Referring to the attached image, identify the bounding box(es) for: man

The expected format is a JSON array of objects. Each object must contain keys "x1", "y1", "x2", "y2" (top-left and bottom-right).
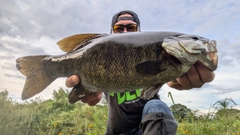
[{"x1": 66, "y1": 10, "x2": 215, "y2": 135}]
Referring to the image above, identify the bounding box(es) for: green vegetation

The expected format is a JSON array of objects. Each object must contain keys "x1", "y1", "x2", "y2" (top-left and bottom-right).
[
  {"x1": 0, "y1": 89, "x2": 107, "y2": 135},
  {"x1": 171, "y1": 97, "x2": 240, "y2": 135},
  {"x1": 1, "y1": 89, "x2": 240, "y2": 135}
]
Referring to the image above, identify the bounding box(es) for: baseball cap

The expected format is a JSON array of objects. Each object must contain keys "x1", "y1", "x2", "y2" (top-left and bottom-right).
[{"x1": 111, "y1": 10, "x2": 140, "y2": 29}]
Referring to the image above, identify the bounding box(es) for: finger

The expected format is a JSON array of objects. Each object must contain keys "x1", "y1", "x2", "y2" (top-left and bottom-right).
[
  {"x1": 168, "y1": 80, "x2": 179, "y2": 85},
  {"x1": 177, "y1": 74, "x2": 192, "y2": 89},
  {"x1": 88, "y1": 94, "x2": 103, "y2": 106},
  {"x1": 81, "y1": 92, "x2": 103, "y2": 104},
  {"x1": 168, "y1": 73, "x2": 194, "y2": 90},
  {"x1": 184, "y1": 65, "x2": 203, "y2": 88},
  {"x1": 65, "y1": 75, "x2": 80, "y2": 87},
  {"x1": 167, "y1": 81, "x2": 183, "y2": 90},
  {"x1": 195, "y1": 61, "x2": 215, "y2": 82}
]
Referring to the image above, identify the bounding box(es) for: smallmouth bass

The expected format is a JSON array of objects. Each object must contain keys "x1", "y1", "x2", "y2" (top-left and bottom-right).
[{"x1": 16, "y1": 32, "x2": 218, "y2": 103}]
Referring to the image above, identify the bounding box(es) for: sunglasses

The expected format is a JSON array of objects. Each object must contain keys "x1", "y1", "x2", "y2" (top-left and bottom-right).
[{"x1": 113, "y1": 24, "x2": 138, "y2": 33}]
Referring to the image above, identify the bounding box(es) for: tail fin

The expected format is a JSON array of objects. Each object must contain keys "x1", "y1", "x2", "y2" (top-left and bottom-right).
[{"x1": 16, "y1": 55, "x2": 56, "y2": 100}]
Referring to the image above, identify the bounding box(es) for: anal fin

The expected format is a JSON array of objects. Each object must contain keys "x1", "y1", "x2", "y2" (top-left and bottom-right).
[
  {"x1": 140, "y1": 84, "x2": 164, "y2": 100},
  {"x1": 68, "y1": 83, "x2": 93, "y2": 104}
]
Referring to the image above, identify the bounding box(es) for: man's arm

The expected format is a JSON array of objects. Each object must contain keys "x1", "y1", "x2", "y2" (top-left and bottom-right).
[
  {"x1": 65, "y1": 75, "x2": 103, "y2": 106},
  {"x1": 167, "y1": 61, "x2": 215, "y2": 90}
]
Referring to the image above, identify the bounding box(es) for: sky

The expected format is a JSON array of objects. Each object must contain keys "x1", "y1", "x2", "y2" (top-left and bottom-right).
[{"x1": 1, "y1": 0, "x2": 240, "y2": 113}]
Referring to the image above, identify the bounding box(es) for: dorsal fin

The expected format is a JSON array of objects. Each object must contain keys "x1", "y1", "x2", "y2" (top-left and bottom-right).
[{"x1": 57, "y1": 34, "x2": 103, "y2": 52}]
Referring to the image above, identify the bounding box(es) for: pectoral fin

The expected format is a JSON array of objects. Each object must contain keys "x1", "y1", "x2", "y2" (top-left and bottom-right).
[{"x1": 135, "y1": 60, "x2": 167, "y2": 75}]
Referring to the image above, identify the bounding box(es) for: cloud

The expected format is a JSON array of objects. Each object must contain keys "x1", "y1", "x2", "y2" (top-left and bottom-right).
[
  {"x1": 201, "y1": 84, "x2": 240, "y2": 94},
  {"x1": 0, "y1": 0, "x2": 240, "y2": 113},
  {"x1": 0, "y1": 37, "x2": 47, "y2": 76},
  {"x1": 1, "y1": 38, "x2": 45, "y2": 55},
  {"x1": 0, "y1": 0, "x2": 117, "y2": 41},
  {"x1": 1, "y1": 61, "x2": 16, "y2": 71},
  {"x1": 4, "y1": 73, "x2": 25, "y2": 80}
]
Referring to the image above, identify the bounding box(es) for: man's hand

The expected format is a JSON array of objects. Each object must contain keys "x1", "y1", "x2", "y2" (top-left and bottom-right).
[
  {"x1": 65, "y1": 75, "x2": 103, "y2": 106},
  {"x1": 167, "y1": 61, "x2": 215, "y2": 90}
]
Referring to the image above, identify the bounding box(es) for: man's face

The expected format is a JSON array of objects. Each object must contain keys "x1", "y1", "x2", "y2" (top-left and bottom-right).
[{"x1": 111, "y1": 14, "x2": 139, "y2": 34}]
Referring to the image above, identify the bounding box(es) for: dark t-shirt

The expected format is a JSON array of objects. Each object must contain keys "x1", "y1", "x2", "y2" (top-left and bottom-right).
[{"x1": 105, "y1": 89, "x2": 160, "y2": 135}]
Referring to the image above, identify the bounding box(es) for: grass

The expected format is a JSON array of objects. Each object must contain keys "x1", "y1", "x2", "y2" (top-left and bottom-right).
[
  {"x1": 177, "y1": 114, "x2": 240, "y2": 135},
  {"x1": 0, "y1": 89, "x2": 108, "y2": 135},
  {"x1": 1, "y1": 89, "x2": 240, "y2": 135}
]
